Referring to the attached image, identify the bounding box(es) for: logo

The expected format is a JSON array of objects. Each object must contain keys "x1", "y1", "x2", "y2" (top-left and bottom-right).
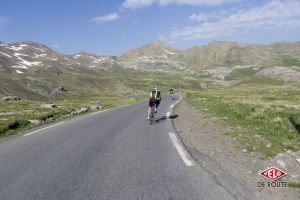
[
  {"x1": 259, "y1": 166, "x2": 286, "y2": 181},
  {"x1": 258, "y1": 167, "x2": 288, "y2": 189}
]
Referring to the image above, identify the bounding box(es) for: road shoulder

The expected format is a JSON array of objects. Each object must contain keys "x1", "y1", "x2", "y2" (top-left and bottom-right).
[{"x1": 173, "y1": 100, "x2": 299, "y2": 200}]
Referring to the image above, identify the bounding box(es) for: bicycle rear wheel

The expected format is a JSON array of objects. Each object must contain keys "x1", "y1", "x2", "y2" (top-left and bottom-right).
[{"x1": 149, "y1": 107, "x2": 155, "y2": 125}]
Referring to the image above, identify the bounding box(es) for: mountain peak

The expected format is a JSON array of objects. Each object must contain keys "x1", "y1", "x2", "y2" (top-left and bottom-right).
[
  {"x1": 147, "y1": 40, "x2": 164, "y2": 46},
  {"x1": 9, "y1": 41, "x2": 51, "y2": 50},
  {"x1": 207, "y1": 40, "x2": 240, "y2": 46},
  {"x1": 144, "y1": 40, "x2": 174, "y2": 49},
  {"x1": 118, "y1": 41, "x2": 178, "y2": 60}
]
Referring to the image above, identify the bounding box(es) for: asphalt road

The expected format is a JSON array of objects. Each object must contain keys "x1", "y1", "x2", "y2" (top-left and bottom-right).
[{"x1": 0, "y1": 94, "x2": 240, "y2": 200}]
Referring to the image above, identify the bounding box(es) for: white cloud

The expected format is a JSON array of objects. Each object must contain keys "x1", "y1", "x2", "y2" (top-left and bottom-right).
[
  {"x1": 189, "y1": 14, "x2": 207, "y2": 21},
  {"x1": 91, "y1": 12, "x2": 120, "y2": 23},
  {"x1": 171, "y1": 0, "x2": 300, "y2": 41},
  {"x1": 189, "y1": 10, "x2": 231, "y2": 22},
  {"x1": 122, "y1": 0, "x2": 241, "y2": 9}
]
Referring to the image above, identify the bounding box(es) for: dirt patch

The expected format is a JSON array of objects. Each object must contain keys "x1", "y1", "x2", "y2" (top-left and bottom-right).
[{"x1": 173, "y1": 100, "x2": 300, "y2": 200}]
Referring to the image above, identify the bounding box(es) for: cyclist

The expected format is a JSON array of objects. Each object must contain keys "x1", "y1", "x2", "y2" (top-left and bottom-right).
[
  {"x1": 147, "y1": 86, "x2": 161, "y2": 120},
  {"x1": 169, "y1": 88, "x2": 174, "y2": 99}
]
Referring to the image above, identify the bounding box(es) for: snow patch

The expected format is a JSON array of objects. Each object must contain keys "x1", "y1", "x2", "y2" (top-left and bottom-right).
[
  {"x1": 19, "y1": 44, "x2": 28, "y2": 47},
  {"x1": 34, "y1": 53, "x2": 47, "y2": 58},
  {"x1": 0, "y1": 52, "x2": 12, "y2": 58},
  {"x1": 18, "y1": 58, "x2": 40, "y2": 67},
  {"x1": 16, "y1": 70, "x2": 24, "y2": 74},
  {"x1": 32, "y1": 46, "x2": 46, "y2": 53},
  {"x1": 160, "y1": 55, "x2": 168, "y2": 59},
  {"x1": 8, "y1": 46, "x2": 23, "y2": 51},
  {"x1": 89, "y1": 65, "x2": 96, "y2": 68},
  {"x1": 92, "y1": 57, "x2": 110, "y2": 63},
  {"x1": 233, "y1": 65, "x2": 257, "y2": 69},
  {"x1": 14, "y1": 53, "x2": 28, "y2": 57},
  {"x1": 12, "y1": 65, "x2": 28, "y2": 69},
  {"x1": 164, "y1": 50, "x2": 177, "y2": 55},
  {"x1": 14, "y1": 53, "x2": 41, "y2": 67}
]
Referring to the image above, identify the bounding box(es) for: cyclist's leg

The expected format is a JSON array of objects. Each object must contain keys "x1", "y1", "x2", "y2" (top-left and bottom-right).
[
  {"x1": 155, "y1": 99, "x2": 160, "y2": 113},
  {"x1": 147, "y1": 98, "x2": 152, "y2": 119},
  {"x1": 147, "y1": 107, "x2": 152, "y2": 119},
  {"x1": 148, "y1": 98, "x2": 154, "y2": 119},
  {"x1": 156, "y1": 99, "x2": 161, "y2": 108}
]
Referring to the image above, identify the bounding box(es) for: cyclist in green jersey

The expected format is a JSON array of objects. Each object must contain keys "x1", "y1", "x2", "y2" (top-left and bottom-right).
[{"x1": 147, "y1": 86, "x2": 161, "y2": 120}]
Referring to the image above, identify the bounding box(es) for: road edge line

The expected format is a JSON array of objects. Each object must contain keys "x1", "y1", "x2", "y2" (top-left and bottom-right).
[
  {"x1": 24, "y1": 122, "x2": 65, "y2": 136},
  {"x1": 169, "y1": 132, "x2": 194, "y2": 166},
  {"x1": 169, "y1": 95, "x2": 196, "y2": 167}
]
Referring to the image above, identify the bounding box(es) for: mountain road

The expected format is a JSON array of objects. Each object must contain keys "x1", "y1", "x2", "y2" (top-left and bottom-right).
[{"x1": 0, "y1": 94, "x2": 245, "y2": 200}]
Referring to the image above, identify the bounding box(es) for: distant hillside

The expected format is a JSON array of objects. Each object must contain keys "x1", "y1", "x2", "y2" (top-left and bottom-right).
[
  {"x1": 118, "y1": 41, "x2": 179, "y2": 61},
  {"x1": 0, "y1": 41, "x2": 116, "y2": 75},
  {"x1": 183, "y1": 41, "x2": 300, "y2": 71},
  {"x1": 1, "y1": 40, "x2": 300, "y2": 99},
  {"x1": 116, "y1": 41, "x2": 185, "y2": 73}
]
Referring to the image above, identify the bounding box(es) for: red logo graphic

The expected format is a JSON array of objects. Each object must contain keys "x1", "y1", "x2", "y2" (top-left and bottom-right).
[{"x1": 259, "y1": 167, "x2": 286, "y2": 181}]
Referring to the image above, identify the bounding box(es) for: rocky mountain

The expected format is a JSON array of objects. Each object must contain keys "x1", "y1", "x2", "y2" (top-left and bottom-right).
[
  {"x1": 1, "y1": 40, "x2": 300, "y2": 99},
  {"x1": 116, "y1": 41, "x2": 188, "y2": 73},
  {"x1": 118, "y1": 41, "x2": 179, "y2": 61},
  {"x1": 183, "y1": 41, "x2": 300, "y2": 71},
  {"x1": 0, "y1": 41, "x2": 116, "y2": 75},
  {"x1": 2, "y1": 40, "x2": 300, "y2": 76}
]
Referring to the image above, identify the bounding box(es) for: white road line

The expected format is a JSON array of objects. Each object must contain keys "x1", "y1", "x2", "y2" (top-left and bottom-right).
[
  {"x1": 170, "y1": 104, "x2": 175, "y2": 109},
  {"x1": 24, "y1": 122, "x2": 65, "y2": 136},
  {"x1": 167, "y1": 112, "x2": 170, "y2": 117},
  {"x1": 169, "y1": 132, "x2": 194, "y2": 167}
]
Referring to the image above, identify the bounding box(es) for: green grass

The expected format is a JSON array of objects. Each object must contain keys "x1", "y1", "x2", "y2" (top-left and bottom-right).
[
  {"x1": 0, "y1": 66, "x2": 207, "y2": 139},
  {"x1": 186, "y1": 82, "x2": 300, "y2": 158},
  {"x1": 225, "y1": 68, "x2": 257, "y2": 81},
  {"x1": 0, "y1": 95, "x2": 142, "y2": 138},
  {"x1": 279, "y1": 55, "x2": 300, "y2": 66},
  {"x1": 236, "y1": 76, "x2": 285, "y2": 86},
  {"x1": 3, "y1": 64, "x2": 300, "y2": 158},
  {"x1": 289, "y1": 182, "x2": 300, "y2": 189}
]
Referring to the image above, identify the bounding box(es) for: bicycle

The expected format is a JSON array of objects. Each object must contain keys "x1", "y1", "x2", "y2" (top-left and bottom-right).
[
  {"x1": 170, "y1": 93, "x2": 175, "y2": 100},
  {"x1": 149, "y1": 104, "x2": 156, "y2": 125}
]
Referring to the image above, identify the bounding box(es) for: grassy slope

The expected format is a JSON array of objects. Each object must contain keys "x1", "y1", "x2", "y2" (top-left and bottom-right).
[
  {"x1": 186, "y1": 78, "x2": 300, "y2": 157},
  {"x1": 0, "y1": 67, "x2": 203, "y2": 138},
  {"x1": 0, "y1": 95, "x2": 142, "y2": 138},
  {"x1": 2, "y1": 64, "x2": 300, "y2": 158}
]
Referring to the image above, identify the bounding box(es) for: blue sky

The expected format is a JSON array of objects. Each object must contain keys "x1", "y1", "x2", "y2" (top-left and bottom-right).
[{"x1": 0, "y1": 0, "x2": 300, "y2": 55}]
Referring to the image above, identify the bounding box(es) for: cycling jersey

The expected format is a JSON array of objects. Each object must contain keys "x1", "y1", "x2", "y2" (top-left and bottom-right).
[{"x1": 150, "y1": 90, "x2": 161, "y2": 100}]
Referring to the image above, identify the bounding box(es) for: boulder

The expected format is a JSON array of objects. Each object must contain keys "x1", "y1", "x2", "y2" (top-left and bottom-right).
[
  {"x1": 1, "y1": 96, "x2": 22, "y2": 101},
  {"x1": 72, "y1": 107, "x2": 89, "y2": 115},
  {"x1": 49, "y1": 86, "x2": 67, "y2": 96},
  {"x1": 28, "y1": 120, "x2": 42, "y2": 125},
  {"x1": 41, "y1": 104, "x2": 56, "y2": 109},
  {"x1": 89, "y1": 104, "x2": 103, "y2": 111}
]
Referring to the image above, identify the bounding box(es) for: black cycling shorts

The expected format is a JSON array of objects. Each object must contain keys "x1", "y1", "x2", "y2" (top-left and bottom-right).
[{"x1": 149, "y1": 97, "x2": 160, "y2": 107}]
